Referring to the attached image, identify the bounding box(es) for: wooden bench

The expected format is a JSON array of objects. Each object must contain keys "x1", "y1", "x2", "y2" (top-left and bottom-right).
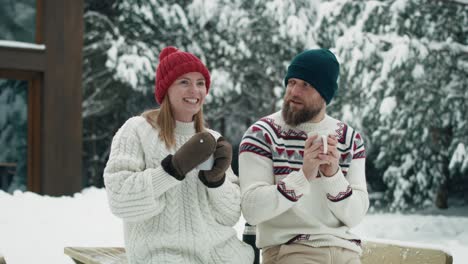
[
  {"x1": 361, "y1": 240, "x2": 453, "y2": 264},
  {"x1": 64, "y1": 240, "x2": 453, "y2": 264},
  {"x1": 64, "y1": 247, "x2": 127, "y2": 264}
]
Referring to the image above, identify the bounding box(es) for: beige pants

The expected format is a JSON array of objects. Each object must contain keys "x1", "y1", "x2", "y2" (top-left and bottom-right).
[{"x1": 262, "y1": 243, "x2": 361, "y2": 264}]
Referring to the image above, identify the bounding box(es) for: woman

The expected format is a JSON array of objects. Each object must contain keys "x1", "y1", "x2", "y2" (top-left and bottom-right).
[{"x1": 104, "y1": 46, "x2": 254, "y2": 264}]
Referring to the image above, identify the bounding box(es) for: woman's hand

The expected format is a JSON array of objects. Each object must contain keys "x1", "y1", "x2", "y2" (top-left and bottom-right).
[
  {"x1": 198, "y1": 137, "x2": 232, "y2": 187},
  {"x1": 161, "y1": 132, "x2": 216, "y2": 180}
]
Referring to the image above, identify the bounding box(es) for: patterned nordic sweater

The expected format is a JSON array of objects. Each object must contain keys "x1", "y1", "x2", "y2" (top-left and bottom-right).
[
  {"x1": 239, "y1": 111, "x2": 369, "y2": 253},
  {"x1": 104, "y1": 116, "x2": 253, "y2": 264}
]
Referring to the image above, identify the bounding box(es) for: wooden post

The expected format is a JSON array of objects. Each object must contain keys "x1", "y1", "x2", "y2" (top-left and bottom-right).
[{"x1": 38, "y1": 0, "x2": 84, "y2": 195}]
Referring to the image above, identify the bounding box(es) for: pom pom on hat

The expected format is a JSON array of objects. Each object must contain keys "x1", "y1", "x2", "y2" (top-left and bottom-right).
[
  {"x1": 159, "y1": 46, "x2": 179, "y2": 61},
  {"x1": 155, "y1": 46, "x2": 211, "y2": 104}
]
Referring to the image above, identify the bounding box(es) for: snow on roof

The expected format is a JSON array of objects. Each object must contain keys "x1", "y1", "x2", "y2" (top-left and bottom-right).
[{"x1": 0, "y1": 40, "x2": 45, "y2": 50}]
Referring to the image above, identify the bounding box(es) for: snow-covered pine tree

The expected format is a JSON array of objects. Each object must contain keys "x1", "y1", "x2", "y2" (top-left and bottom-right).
[
  {"x1": 83, "y1": 0, "x2": 223, "y2": 185},
  {"x1": 82, "y1": 0, "x2": 155, "y2": 186},
  {"x1": 0, "y1": 0, "x2": 35, "y2": 42},
  {"x1": 204, "y1": 0, "x2": 317, "y2": 142},
  {"x1": 93, "y1": 0, "x2": 318, "y2": 150},
  {"x1": 0, "y1": 80, "x2": 28, "y2": 192},
  {"x1": 315, "y1": 0, "x2": 468, "y2": 211},
  {"x1": 0, "y1": 0, "x2": 35, "y2": 192}
]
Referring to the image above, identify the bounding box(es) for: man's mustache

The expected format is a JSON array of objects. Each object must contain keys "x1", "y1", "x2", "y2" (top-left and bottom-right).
[{"x1": 286, "y1": 97, "x2": 304, "y2": 104}]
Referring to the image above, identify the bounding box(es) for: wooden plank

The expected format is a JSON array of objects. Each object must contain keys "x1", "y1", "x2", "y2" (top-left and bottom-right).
[
  {"x1": 28, "y1": 77, "x2": 42, "y2": 193},
  {"x1": 0, "y1": 70, "x2": 41, "y2": 80},
  {"x1": 64, "y1": 247, "x2": 127, "y2": 264},
  {"x1": 361, "y1": 240, "x2": 453, "y2": 264},
  {"x1": 36, "y1": 0, "x2": 44, "y2": 43},
  {"x1": 64, "y1": 241, "x2": 453, "y2": 264},
  {"x1": 0, "y1": 46, "x2": 45, "y2": 72}
]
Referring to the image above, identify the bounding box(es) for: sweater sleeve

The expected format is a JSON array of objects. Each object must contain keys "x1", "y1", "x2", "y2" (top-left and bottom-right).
[
  {"x1": 206, "y1": 167, "x2": 242, "y2": 226},
  {"x1": 104, "y1": 117, "x2": 182, "y2": 222},
  {"x1": 318, "y1": 132, "x2": 369, "y2": 227},
  {"x1": 239, "y1": 125, "x2": 310, "y2": 226}
]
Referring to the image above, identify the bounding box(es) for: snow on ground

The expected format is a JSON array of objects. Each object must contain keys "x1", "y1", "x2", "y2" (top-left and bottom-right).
[{"x1": 1, "y1": 187, "x2": 467, "y2": 264}]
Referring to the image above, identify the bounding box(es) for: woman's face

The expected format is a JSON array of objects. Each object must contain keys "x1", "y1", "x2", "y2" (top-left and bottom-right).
[{"x1": 167, "y1": 72, "x2": 207, "y2": 122}]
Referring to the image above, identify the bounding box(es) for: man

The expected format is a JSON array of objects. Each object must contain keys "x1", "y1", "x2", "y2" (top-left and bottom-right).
[{"x1": 239, "y1": 49, "x2": 368, "y2": 264}]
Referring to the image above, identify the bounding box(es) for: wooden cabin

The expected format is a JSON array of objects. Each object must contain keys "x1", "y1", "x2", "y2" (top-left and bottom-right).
[{"x1": 0, "y1": 0, "x2": 83, "y2": 196}]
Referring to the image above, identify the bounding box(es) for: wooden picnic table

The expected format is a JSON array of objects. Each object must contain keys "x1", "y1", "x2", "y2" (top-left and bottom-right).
[
  {"x1": 64, "y1": 247, "x2": 127, "y2": 264},
  {"x1": 361, "y1": 240, "x2": 453, "y2": 264},
  {"x1": 64, "y1": 240, "x2": 453, "y2": 264}
]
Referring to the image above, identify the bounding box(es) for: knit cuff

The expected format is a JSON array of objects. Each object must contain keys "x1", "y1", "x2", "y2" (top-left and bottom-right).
[
  {"x1": 276, "y1": 170, "x2": 310, "y2": 202},
  {"x1": 150, "y1": 166, "x2": 183, "y2": 195},
  {"x1": 205, "y1": 178, "x2": 233, "y2": 199},
  {"x1": 319, "y1": 170, "x2": 353, "y2": 202},
  {"x1": 161, "y1": 154, "x2": 185, "y2": 181}
]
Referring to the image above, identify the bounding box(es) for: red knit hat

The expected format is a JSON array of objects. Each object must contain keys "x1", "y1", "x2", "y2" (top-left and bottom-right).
[{"x1": 155, "y1": 46, "x2": 211, "y2": 104}]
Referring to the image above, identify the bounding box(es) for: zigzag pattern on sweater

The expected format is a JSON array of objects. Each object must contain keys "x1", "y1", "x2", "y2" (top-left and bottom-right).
[
  {"x1": 326, "y1": 185, "x2": 353, "y2": 202},
  {"x1": 286, "y1": 234, "x2": 311, "y2": 244},
  {"x1": 273, "y1": 166, "x2": 299, "y2": 175},
  {"x1": 261, "y1": 117, "x2": 308, "y2": 140},
  {"x1": 239, "y1": 142, "x2": 272, "y2": 159},
  {"x1": 240, "y1": 116, "x2": 366, "y2": 179},
  {"x1": 277, "y1": 181, "x2": 303, "y2": 202},
  {"x1": 240, "y1": 119, "x2": 306, "y2": 167}
]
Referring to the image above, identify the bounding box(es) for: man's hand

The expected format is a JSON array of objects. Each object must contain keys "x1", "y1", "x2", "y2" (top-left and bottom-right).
[{"x1": 302, "y1": 135, "x2": 329, "y2": 180}]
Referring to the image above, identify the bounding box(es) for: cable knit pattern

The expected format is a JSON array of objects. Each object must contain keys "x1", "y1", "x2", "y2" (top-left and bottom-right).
[{"x1": 104, "y1": 116, "x2": 253, "y2": 264}]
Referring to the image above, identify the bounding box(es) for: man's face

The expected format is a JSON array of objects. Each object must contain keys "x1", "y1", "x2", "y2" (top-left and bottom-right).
[{"x1": 282, "y1": 78, "x2": 325, "y2": 126}]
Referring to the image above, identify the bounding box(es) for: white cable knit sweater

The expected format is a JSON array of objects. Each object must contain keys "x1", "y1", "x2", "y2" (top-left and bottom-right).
[{"x1": 104, "y1": 116, "x2": 254, "y2": 264}]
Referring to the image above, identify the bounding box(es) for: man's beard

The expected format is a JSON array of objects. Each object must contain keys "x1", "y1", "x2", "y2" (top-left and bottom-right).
[{"x1": 282, "y1": 98, "x2": 322, "y2": 126}]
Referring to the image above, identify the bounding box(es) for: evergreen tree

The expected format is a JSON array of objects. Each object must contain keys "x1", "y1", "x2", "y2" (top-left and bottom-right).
[
  {"x1": 82, "y1": 0, "x2": 155, "y2": 187},
  {"x1": 82, "y1": 0, "x2": 318, "y2": 181},
  {"x1": 0, "y1": 80, "x2": 28, "y2": 192},
  {"x1": 205, "y1": 0, "x2": 317, "y2": 142},
  {"x1": 0, "y1": 0, "x2": 35, "y2": 42},
  {"x1": 315, "y1": 0, "x2": 468, "y2": 210},
  {"x1": 0, "y1": 0, "x2": 35, "y2": 192}
]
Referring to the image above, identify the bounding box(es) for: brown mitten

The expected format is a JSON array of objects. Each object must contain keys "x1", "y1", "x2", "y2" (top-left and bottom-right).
[
  {"x1": 161, "y1": 132, "x2": 216, "y2": 180},
  {"x1": 198, "y1": 137, "x2": 232, "y2": 187}
]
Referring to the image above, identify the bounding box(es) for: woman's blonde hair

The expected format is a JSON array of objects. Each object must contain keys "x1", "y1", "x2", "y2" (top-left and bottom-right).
[{"x1": 141, "y1": 96, "x2": 205, "y2": 149}]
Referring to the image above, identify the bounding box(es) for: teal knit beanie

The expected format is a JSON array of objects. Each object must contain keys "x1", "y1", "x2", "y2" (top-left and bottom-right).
[{"x1": 284, "y1": 49, "x2": 340, "y2": 105}]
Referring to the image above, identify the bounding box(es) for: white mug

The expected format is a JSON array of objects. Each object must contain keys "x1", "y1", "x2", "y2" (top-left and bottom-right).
[
  {"x1": 307, "y1": 132, "x2": 328, "y2": 154},
  {"x1": 197, "y1": 155, "x2": 214, "y2": 171}
]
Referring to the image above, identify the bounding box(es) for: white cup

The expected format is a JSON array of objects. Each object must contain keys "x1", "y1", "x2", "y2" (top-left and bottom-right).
[
  {"x1": 308, "y1": 132, "x2": 328, "y2": 154},
  {"x1": 197, "y1": 155, "x2": 215, "y2": 171}
]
